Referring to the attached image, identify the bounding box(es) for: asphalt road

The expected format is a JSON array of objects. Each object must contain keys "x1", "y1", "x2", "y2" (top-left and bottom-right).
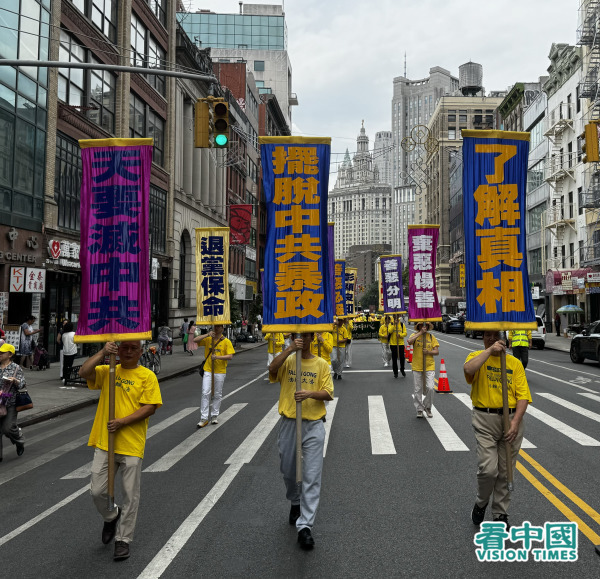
[{"x1": 1, "y1": 332, "x2": 600, "y2": 578}]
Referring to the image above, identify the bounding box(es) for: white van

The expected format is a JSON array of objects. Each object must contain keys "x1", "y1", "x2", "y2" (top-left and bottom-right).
[{"x1": 531, "y1": 315, "x2": 546, "y2": 349}]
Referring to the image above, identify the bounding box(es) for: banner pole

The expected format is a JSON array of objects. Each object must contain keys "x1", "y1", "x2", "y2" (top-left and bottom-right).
[
  {"x1": 395, "y1": 316, "x2": 400, "y2": 368},
  {"x1": 107, "y1": 351, "x2": 116, "y2": 511},
  {"x1": 501, "y1": 349, "x2": 514, "y2": 491},
  {"x1": 295, "y1": 332, "x2": 303, "y2": 485},
  {"x1": 211, "y1": 316, "x2": 215, "y2": 399},
  {"x1": 422, "y1": 324, "x2": 427, "y2": 397}
]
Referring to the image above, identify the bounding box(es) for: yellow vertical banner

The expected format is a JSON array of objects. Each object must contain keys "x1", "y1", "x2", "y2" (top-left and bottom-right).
[
  {"x1": 460, "y1": 263, "x2": 465, "y2": 288},
  {"x1": 195, "y1": 227, "x2": 231, "y2": 325}
]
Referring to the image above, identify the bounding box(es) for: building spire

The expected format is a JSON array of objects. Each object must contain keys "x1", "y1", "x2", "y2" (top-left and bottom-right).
[{"x1": 404, "y1": 51, "x2": 407, "y2": 77}]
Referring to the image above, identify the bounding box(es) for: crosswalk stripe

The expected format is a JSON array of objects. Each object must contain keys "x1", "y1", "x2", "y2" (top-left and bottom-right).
[
  {"x1": 537, "y1": 393, "x2": 600, "y2": 424},
  {"x1": 368, "y1": 396, "x2": 396, "y2": 454},
  {"x1": 452, "y1": 393, "x2": 537, "y2": 449},
  {"x1": 223, "y1": 371, "x2": 268, "y2": 400},
  {"x1": 144, "y1": 404, "x2": 246, "y2": 472},
  {"x1": 323, "y1": 398, "x2": 338, "y2": 458},
  {"x1": 24, "y1": 416, "x2": 93, "y2": 447},
  {"x1": 526, "y1": 406, "x2": 600, "y2": 446},
  {"x1": 416, "y1": 399, "x2": 469, "y2": 451},
  {"x1": 62, "y1": 407, "x2": 200, "y2": 480},
  {"x1": 579, "y1": 392, "x2": 600, "y2": 404}
]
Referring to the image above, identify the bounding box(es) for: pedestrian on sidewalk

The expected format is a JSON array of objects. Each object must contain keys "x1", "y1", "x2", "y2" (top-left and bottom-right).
[
  {"x1": 310, "y1": 331, "x2": 333, "y2": 371},
  {"x1": 194, "y1": 325, "x2": 235, "y2": 428},
  {"x1": 19, "y1": 315, "x2": 41, "y2": 370},
  {"x1": 269, "y1": 333, "x2": 334, "y2": 550},
  {"x1": 0, "y1": 343, "x2": 26, "y2": 462},
  {"x1": 508, "y1": 329, "x2": 531, "y2": 369},
  {"x1": 59, "y1": 322, "x2": 77, "y2": 385},
  {"x1": 331, "y1": 318, "x2": 349, "y2": 380},
  {"x1": 464, "y1": 330, "x2": 531, "y2": 530},
  {"x1": 57, "y1": 318, "x2": 68, "y2": 379},
  {"x1": 554, "y1": 312, "x2": 561, "y2": 337},
  {"x1": 406, "y1": 322, "x2": 438, "y2": 417},
  {"x1": 187, "y1": 321, "x2": 198, "y2": 356},
  {"x1": 344, "y1": 318, "x2": 354, "y2": 368},
  {"x1": 157, "y1": 323, "x2": 171, "y2": 355},
  {"x1": 387, "y1": 314, "x2": 407, "y2": 378},
  {"x1": 181, "y1": 319, "x2": 189, "y2": 353},
  {"x1": 264, "y1": 332, "x2": 284, "y2": 367},
  {"x1": 79, "y1": 341, "x2": 162, "y2": 561},
  {"x1": 378, "y1": 315, "x2": 392, "y2": 367}
]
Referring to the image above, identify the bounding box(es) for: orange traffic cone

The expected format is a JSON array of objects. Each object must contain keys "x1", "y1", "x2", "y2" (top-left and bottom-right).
[
  {"x1": 436, "y1": 358, "x2": 453, "y2": 393},
  {"x1": 406, "y1": 342, "x2": 413, "y2": 363}
]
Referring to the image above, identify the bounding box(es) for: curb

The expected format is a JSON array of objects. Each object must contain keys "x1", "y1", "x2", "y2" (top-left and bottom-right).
[{"x1": 18, "y1": 342, "x2": 266, "y2": 428}]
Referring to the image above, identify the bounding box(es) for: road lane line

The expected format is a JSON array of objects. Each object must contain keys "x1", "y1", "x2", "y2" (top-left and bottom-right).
[
  {"x1": 323, "y1": 398, "x2": 338, "y2": 458},
  {"x1": 579, "y1": 392, "x2": 600, "y2": 404},
  {"x1": 537, "y1": 393, "x2": 600, "y2": 424},
  {"x1": 516, "y1": 461, "x2": 600, "y2": 546},
  {"x1": 519, "y1": 450, "x2": 600, "y2": 526},
  {"x1": 411, "y1": 395, "x2": 469, "y2": 451},
  {"x1": 223, "y1": 371, "x2": 268, "y2": 400},
  {"x1": 0, "y1": 484, "x2": 89, "y2": 547},
  {"x1": 526, "y1": 406, "x2": 600, "y2": 446},
  {"x1": 368, "y1": 396, "x2": 396, "y2": 454},
  {"x1": 453, "y1": 393, "x2": 536, "y2": 449},
  {"x1": 24, "y1": 416, "x2": 93, "y2": 446},
  {"x1": 62, "y1": 407, "x2": 200, "y2": 479},
  {"x1": 144, "y1": 404, "x2": 246, "y2": 472},
  {"x1": 139, "y1": 403, "x2": 280, "y2": 579}
]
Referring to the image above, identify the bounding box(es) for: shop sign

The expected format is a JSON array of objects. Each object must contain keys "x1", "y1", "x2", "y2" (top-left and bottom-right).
[
  {"x1": 0, "y1": 226, "x2": 42, "y2": 264},
  {"x1": 553, "y1": 286, "x2": 564, "y2": 295},
  {"x1": 0, "y1": 292, "x2": 7, "y2": 311},
  {"x1": 10, "y1": 266, "x2": 25, "y2": 292},
  {"x1": 47, "y1": 240, "x2": 81, "y2": 269},
  {"x1": 532, "y1": 286, "x2": 540, "y2": 300},
  {"x1": 25, "y1": 268, "x2": 46, "y2": 293},
  {"x1": 587, "y1": 272, "x2": 600, "y2": 283}
]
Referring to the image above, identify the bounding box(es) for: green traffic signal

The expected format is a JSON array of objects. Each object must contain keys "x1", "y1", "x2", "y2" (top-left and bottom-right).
[{"x1": 215, "y1": 134, "x2": 228, "y2": 147}]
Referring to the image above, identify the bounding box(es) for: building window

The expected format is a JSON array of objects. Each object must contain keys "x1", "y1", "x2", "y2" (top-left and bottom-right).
[
  {"x1": 58, "y1": 31, "x2": 85, "y2": 107},
  {"x1": 254, "y1": 60, "x2": 265, "y2": 71},
  {"x1": 70, "y1": 0, "x2": 117, "y2": 42},
  {"x1": 148, "y1": 37, "x2": 166, "y2": 96},
  {"x1": 54, "y1": 133, "x2": 82, "y2": 231},
  {"x1": 150, "y1": 185, "x2": 167, "y2": 253},
  {"x1": 88, "y1": 57, "x2": 115, "y2": 133},
  {"x1": 130, "y1": 13, "x2": 166, "y2": 96},
  {"x1": 448, "y1": 127, "x2": 456, "y2": 140},
  {"x1": 129, "y1": 92, "x2": 165, "y2": 166},
  {"x1": 447, "y1": 114, "x2": 456, "y2": 122},
  {"x1": 130, "y1": 13, "x2": 146, "y2": 67},
  {"x1": 459, "y1": 114, "x2": 467, "y2": 123},
  {"x1": 147, "y1": 0, "x2": 166, "y2": 27}
]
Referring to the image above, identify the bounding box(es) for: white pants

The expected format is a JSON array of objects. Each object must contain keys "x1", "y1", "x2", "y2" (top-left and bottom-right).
[
  {"x1": 380, "y1": 342, "x2": 391, "y2": 366},
  {"x1": 200, "y1": 372, "x2": 226, "y2": 421},
  {"x1": 345, "y1": 341, "x2": 352, "y2": 367},
  {"x1": 331, "y1": 347, "x2": 346, "y2": 375},
  {"x1": 267, "y1": 352, "x2": 274, "y2": 368},
  {"x1": 412, "y1": 370, "x2": 435, "y2": 412}
]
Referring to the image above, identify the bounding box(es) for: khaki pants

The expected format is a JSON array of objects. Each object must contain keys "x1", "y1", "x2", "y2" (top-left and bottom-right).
[
  {"x1": 471, "y1": 409, "x2": 524, "y2": 518},
  {"x1": 90, "y1": 448, "x2": 142, "y2": 544}
]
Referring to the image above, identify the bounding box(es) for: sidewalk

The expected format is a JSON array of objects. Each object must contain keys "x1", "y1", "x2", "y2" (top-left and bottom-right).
[
  {"x1": 543, "y1": 332, "x2": 572, "y2": 353},
  {"x1": 17, "y1": 339, "x2": 266, "y2": 427}
]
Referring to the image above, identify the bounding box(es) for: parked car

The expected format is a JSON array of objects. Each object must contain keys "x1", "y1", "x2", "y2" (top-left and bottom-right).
[
  {"x1": 530, "y1": 315, "x2": 546, "y2": 350},
  {"x1": 570, "y1": 320, "x2": 600, "y2": 364},
  {"x1": 464, "y1": 328, "x2": 484, "y2": 339},
  {"x1": 442, "y1": 316, "x2": 465, "y2": 334},
  {"x1": 434, "y1": 314, "x2": 452, "y2": 332}
]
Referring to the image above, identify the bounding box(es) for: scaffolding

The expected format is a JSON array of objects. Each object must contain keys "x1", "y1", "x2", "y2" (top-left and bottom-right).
[{"x1": 577, "y1": 0, "x2": 600, "y2": 265}]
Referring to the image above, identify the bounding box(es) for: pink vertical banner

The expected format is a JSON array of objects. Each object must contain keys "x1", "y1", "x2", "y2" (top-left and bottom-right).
[
  {"x1": 408, "y1": 225, "x2": 442, "y2": 322},
  {"x1": 74, "y1": 138, "x2": 153, "y2": 343}
]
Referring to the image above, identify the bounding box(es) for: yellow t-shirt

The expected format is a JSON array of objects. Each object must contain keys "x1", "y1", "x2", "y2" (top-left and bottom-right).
[
  {"x1": 270, "y1": 353, "x2": 334, "y2": 420},
  {"x1": 345, "y1": 320, "x2": 354, "y2": 340},
  {"x1": 378, "y1": 323, "x2": 389, "y2": 343},
  {"x1": 387, "y1": 322, "x2": 407, "y2": 346},
  {"x1": 310, "y1": 332, "x2": 333, "y2": 364},
  {"x1": 332, "y1": 325, "x2": 350, "y2": 348},
  {"x1": 197, "y1": 336, "x2": 235, "y2": 373},
  {"x1": 409, "y1": 333, "x2": 439, "y2": 372},
  {"x1": 87, "y1": 365, "x2": 163, "y2": 459},
  {"x1": 264, "y1": 332, "x2": 284, "y2": 354},
  {"x1": 465, "y1": 351, "x2": 532, "y2": 408}
]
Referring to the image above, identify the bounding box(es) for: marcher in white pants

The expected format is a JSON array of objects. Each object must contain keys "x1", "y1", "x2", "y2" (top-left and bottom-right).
[
  {"x1": 200, "y1": 372, "x2": 226, "y2": 421},
  {"x1": 406, "y1": 322, "x2": 439, "y2": 418},
  {"x1": 378, "y1": 315, "x2": 392, "y2": 367}
]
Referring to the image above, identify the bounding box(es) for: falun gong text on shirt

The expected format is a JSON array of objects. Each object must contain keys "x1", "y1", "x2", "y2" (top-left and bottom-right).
[
  {"x1": 195, "y1": 227, "x2": 231, "y2": 325},
  {"x1": 259, "y1": 137, "x2": 333, "y2": 332},
  {"x1": 380, "y1": 255, "x2": 407, "y2": 315},
  {"x1": 462, "y1": 130, "x2": 536, "y2": 330},
  {"x1": 75, "y1": 138, "x2": 153, "y2": 343}
]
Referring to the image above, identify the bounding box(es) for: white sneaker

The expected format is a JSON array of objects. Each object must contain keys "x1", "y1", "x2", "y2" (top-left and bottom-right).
[
  {"x1": 384, "y1": 363, "x2": 389, "y2": 367},
  {"x1": 416, "y1": 411, "x2": 424, "y2": 418},
  {"x1": 211, "y1": 419, "x2": 218, "y2": 424},
  {"x1": 197, "y1": 419, "x2": 209, "y2": 428}
]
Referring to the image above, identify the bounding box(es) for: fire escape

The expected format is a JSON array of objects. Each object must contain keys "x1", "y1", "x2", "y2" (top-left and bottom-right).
[
  {"x1": 578, "y1": 0, "x2": 600, "y2": 265},
  {"x1": 544, "y1": 102, "x2": 576, "y2": 269}
]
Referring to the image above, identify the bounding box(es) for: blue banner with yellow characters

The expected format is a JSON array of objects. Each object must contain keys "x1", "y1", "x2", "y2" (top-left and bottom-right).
[
  {"x1": 334, "y1": 260, "x2": 347, "y2": 318},
  {"x1": 260, "y1": 137, "x2": 333, "y2": 332},
  {"x1": 462, "y1": 130, "x2": 536, "y2": 330}
]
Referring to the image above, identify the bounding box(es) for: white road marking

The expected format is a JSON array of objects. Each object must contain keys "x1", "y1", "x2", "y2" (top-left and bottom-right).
[
  {"x1": 453, "y1": 393, "x2": 537, "y2": 449},
  {"x1": 223, "y1": 371, "x2": 268, "y2": 400},
  {"x1": 61, "y1": 407, "x2": 200, "y2": 479},
  {"x1": 24, "y1": 415, "x2": 93, "y2": 446},
  {"x1": 138, "y1": 403, "x2": 280, "y2": 579},
  {"x1": 411, "y1": 395, "x2": 469, "y2": 451},
  {"x1": 144, "y1": 404, "x2": 246, "y2": 472},
  {"x1": 579, "y1": 393, "x2": 600, "y2": 404},
  {"x1": 323, "y1": 398, "x2": 338, "y2": 457},
  {"x1": 537, "y1": 393, "x2": 600, "y2": 424},
  {"x1": 526, "y1": 406, "x2": 600, "y2": 446},
  {"x1": 368, "y1": 396, "x2": 396, "y2": 454}
]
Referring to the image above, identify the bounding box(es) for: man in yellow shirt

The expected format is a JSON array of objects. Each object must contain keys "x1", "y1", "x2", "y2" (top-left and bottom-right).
[
  {"x1": 269, "y1": 333, "x2": 334, "y2": 550},
  {"x1": 406, "y1": 322, "x2": 438, "y2": 416},
  {"x1": 264, "y1": 332, "x2": 284, "y2": 368},
  {"x1": 464, "y1": 330, "x2": 532, "y2": 530},
  {"x1": 344, "y1": 319, "x2": 354, "y2": 368},
  {"x1": 194, "y1": 325, "x2": 235, "y2": 427},
  {"x1": 378, "y1": 315, "x2": 392, "y2": 367},
  {"x1": 310, "y1": 332, "x2": 333, "y2": 370},
  {"x1": 331, "y1": 318, "x2": 349, "y2": 380},
  {"x1": 507, "y1": 329, "x2": 532, "y2": 369},
  {"x1": 79, "y1": 340, "x2": 163, "y2": 561},
  {"x1": 387, "y1": 314, "x2": 407, "y2": 378}
]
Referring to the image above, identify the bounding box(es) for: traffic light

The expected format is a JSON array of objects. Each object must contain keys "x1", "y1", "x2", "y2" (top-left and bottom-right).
[
  {"x1": 194, "y1": 99, "x2": 211, "y2": 148},
  {"x1": 581, "y1": 121, "x2": 600, "y2": 163},
  {"x1": 213, "y1": 99, "x2": 230, "y2": 148}
]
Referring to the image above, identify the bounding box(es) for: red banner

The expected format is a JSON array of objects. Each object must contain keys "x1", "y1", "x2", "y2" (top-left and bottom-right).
[{"x1": 230, "y1": 204, "x2": 252, "y2": 244}]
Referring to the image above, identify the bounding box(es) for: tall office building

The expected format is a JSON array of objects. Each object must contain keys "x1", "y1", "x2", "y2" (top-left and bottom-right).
[
  {"x1": 391, "y1": 67, "x2": 459, "y2": 258},
  {"x1": 373, "y1": 131, "x2": 393, "y2": 185},
  {"x1": 177, "y1": 3, "x2": 297, "y2": 127}
]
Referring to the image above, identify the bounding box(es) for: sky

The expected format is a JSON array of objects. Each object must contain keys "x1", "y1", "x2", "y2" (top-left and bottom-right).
[{"x1": 188, "y1": 0, "x2": 579, "y2": 179}]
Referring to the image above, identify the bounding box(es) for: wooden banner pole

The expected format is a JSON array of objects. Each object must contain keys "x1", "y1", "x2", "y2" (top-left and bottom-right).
[
  {"x1": 295, "y1": 332, "x2": 303, "y2": 484},
  {"x1": 107, "y1": 352, "x2": 116, "y2": 511},
  {"x1": 501, "y1": 349, "x2": 514, "y2": 491}
]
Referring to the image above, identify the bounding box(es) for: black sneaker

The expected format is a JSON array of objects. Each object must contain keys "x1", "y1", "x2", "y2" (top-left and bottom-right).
[
  {"x1": 471, "y1": 502, "x2": 487, "y2": 525},
  {"x1": 401, "y1": 369, "x2": 406, "y2": 377},
  {"x1": 297, "y1": 527, "x2": 315, "y2": 550},
  {"x1": 493, "y1": 514, "x2": 511, "y2": 530},
  {"x1": 289, "y1": 504, "x2": 301, "y2": 525},
  {"x1": 333, "y1": 373, "x2": 338, "y2": 379},
  {"x1": 16, "y1": 442, "x2": 25, "y2": 457},
  {"x1": 102, "y1": 507, "x2": 121, "y2": 544},
  {"x1": 113, "y1": 540, "x2": 130, "y2": 561}
]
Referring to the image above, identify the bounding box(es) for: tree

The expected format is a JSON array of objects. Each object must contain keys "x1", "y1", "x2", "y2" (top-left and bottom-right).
[
  {"x1": 229, "y1": 283, "x2": 242, "y2": 325},
  {"x1": 360, "y1": 281, "x2": 380, "y2": 311}
]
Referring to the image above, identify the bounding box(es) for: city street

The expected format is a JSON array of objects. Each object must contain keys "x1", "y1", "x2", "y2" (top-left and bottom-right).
[{"x1": 1, "y1": 331, "x2": 599, "y2": 578}]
